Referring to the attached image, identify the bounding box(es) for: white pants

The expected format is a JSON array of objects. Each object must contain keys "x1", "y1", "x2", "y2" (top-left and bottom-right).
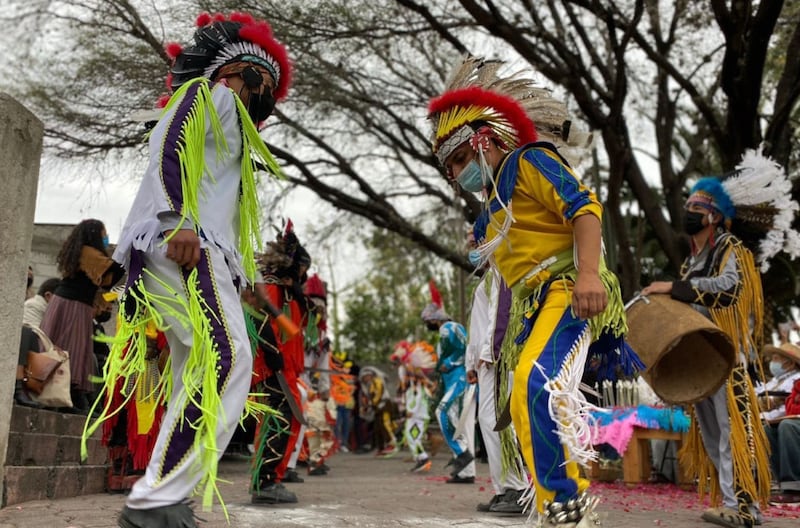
[
  {"x1": 478, "y1": 362, "x2": 527, "y2": 494},
  {"x1": 126, "y1": 246, "x2": 252, "y2": 509},
  {"x1": 288, "y1": 382, "x2": 308, "y2": 468}
]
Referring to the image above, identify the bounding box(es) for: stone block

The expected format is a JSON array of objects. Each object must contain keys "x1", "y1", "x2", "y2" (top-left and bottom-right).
[
  {"x1": 2, "y1": 467, "x2": 49, "y2": 505},
  {"x1": 5, "y1": 432, "x2": 59, "y2": 466}
]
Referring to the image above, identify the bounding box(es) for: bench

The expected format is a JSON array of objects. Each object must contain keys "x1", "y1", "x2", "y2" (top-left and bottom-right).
[{"x1": 621, "y1": 427, "x2": 693, "y2": 488}]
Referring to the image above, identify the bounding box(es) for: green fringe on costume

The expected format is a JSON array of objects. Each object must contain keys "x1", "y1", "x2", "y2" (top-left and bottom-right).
[
  {"x1": 81, "y1": 78, "x2": 284, "y2": 514},
  {"x1": 158, "y1": 78, "x2": 227, "y2": 244},
  {"x1": 678, "y1": 238, "x2": 771, "y2": 516},
  {"x1": 155, "y1": 77, "x2": 285, "y2": 284},
  {"x1": 83, "y1": 269, "x2": 274, "y2": 516},
  {"x1": 232, "y1": 95, "x2": 285, "y2": 282},
  {"x1": 496, "y1": 249, "x2": 628, "y2": 478},
  {"x1": 249, "y1": 401, "x2": 292, "y2": 492}
]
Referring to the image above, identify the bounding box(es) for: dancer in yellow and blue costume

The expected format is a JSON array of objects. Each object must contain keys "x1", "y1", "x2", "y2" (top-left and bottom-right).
[{"x1": 428, "y1": 56, "x2": 640, "y2": 527}]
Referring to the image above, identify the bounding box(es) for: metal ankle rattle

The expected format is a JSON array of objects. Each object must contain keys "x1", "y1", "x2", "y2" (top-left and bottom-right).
[{"x1": 542, "y1": 491, "x2": 600, "y2": 525}]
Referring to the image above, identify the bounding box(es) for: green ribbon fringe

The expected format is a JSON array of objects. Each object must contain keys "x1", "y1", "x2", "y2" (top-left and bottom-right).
[{"x1": 496, "y1": 258, "x2": 627, "y2": 478}]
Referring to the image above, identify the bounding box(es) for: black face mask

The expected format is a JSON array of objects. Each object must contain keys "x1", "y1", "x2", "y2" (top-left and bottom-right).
[
  {"x1": 241, "y1": 66, "x2": 275, "y2": 123},
  {"x1": 683, "y1": 211, "x2": 707, "y2": 235},
  {"x1": 95, "y1": 311, "x2": 112, "y2": 324},
  {"x1": 425, "y1": 322, "x2": 439, "y2": 332},
  {"x1": 248, "y1": 91, "x2": 275, "y2": 123}
]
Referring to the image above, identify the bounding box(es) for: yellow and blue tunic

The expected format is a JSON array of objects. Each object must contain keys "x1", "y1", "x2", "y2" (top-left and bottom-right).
[{"x1": 474, "y1": 143, "x2": 633, "y2": 513}]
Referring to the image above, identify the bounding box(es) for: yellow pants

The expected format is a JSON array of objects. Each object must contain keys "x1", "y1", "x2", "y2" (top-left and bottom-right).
[{"x1": 509, "y1": 281, "x2": 590, "y2": 513}]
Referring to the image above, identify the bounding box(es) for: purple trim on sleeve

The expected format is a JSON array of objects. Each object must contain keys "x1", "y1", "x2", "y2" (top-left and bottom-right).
[
  {"x1": 159, "y1": 83, "x2": 201, "y2": 215},
  {"x1": 492, "y1": 280, "x2": 512, "y2": 361}
]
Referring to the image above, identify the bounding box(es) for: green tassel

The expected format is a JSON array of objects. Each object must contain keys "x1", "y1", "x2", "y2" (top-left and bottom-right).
[
  {"x1": 232, "y1": 96, "x2": 285, "y2": 283},
  {"x1": 157, "y1": 79, "x2": 228, "y2": 244},
  {"x1": 494, "y1": 254, "x2": 628, "y2": 476}
]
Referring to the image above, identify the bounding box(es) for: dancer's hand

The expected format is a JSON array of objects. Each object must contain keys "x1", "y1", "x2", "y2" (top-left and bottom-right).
[
  {"x1": 572, "y1": 271, "x2": 607, "y2": 319},
  {"x1": 164, "y1": 229, "x2": 201, "y2": 269},
  {"x1": 467, "y1": 369, "x2": 478, "y2": 384}
]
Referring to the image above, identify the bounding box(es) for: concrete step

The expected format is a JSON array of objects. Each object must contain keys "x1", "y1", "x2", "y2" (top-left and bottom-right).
[
  {"x1": 3, "y1": 464, "x2": 107, "y2": 505},
  {"x1": 10, "y1": 405, "x2": 94, "y2": 437},
  {"x1": 5, "y1": 432, "x2": 107, "y2": 466},
  {"x1": 3, "y1": 405, "x2": 110, "y2": 506}
]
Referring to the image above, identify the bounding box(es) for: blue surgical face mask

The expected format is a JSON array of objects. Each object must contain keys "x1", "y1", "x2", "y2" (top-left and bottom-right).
[
  {"x1": 102, "y1": 235, "x2": 109, "y2": 248},
  {"x1": 770, "y1": 360, "x2": 788, "y2": 378},
  {"x1": 468, "y1": 249, "x2": 481, "y2": 267},
  {"x1": 456, "y1": 160, "x2": 484, "y2": 193}
]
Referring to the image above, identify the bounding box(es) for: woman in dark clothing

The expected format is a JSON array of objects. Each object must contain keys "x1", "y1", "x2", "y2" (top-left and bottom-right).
[{"x1": 40, "y1": 219, "x2": 124, "y2": 412}]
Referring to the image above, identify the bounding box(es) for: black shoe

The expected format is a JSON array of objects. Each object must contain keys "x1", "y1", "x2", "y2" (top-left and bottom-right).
[
  {"x1": 410, "y1": 458, "x2": 432, "y2": 473},
  {"x1": 308, "y1": 465, "x2": 328, "y2": 476},
  {"x1": 13, "y1": 381, "x2": 42, "y2": 408},
  {"x1": 448, "y1": 450, "x2": 474, "y2": 477},
  {"x1": 284, "y1": 469, "x2": 304, "y2": 483},
  {"x1": 118, "y1": 502, "x2": 198, "y2": 528},
  {"x1": 446, "y1": 475, "x2": 475, "y2": 484},
  {"x1": 477, "y1": 493, "x2": 503, "y2": 512},
  {"x1": 251, "y1": 482, "x2": 298, "y2": 504},
  {"x1": 489, "y1": 489, "x2": 525, "y2": 515}
]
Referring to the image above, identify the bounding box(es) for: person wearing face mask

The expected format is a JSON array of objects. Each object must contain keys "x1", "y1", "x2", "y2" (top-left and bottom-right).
[
  {"x1": 39, "y1": 219, "x2": 124, "y2": 414},
  {"x1": 756, "y1": 342, "x2": 800, "y2": 505},
  {"x1": 83, "y1": 12, "x2": 292, "y2": 528},
  {"x1": 756, "y1": 342, "x2": 800, "y2": 421},
  {"x1": 428, "y1": 56, "x2": 635, "y2": 527},
  {"x1": 643, "y1": 150, "x2": 800, "y2": 528}
]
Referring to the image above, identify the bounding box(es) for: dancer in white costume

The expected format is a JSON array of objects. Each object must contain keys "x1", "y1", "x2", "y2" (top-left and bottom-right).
[
  {"x1": 466, "y1": 267, "x2": 528, "y2": 514},
  {"x1": 84, "y1": 12, "x2": 291, "y2": 528}
]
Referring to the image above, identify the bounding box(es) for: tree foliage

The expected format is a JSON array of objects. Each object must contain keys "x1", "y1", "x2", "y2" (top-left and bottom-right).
[
  {"x1": 337, "y1": 228, "x2": 468, "y2": 364},
  {"x1": 3, "y1": 0, "x2": 799, "y2": 305}
]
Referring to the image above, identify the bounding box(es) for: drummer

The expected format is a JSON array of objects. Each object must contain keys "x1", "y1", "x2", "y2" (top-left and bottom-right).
[
  {"x1": 757, "y1": 342, "x2": 800, "y2": 504},
  {"x1": 642, "y1": 174, "x2": 776, "y2": 528}
]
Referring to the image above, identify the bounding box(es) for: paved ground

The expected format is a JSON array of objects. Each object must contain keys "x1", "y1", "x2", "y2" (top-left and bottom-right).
[{"x1": 0, "y1": 450, "x2": 798, "y2": 527}]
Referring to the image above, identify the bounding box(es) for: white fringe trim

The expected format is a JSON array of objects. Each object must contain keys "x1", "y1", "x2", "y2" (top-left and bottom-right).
[{"x1": 539, "y1": 327, "x2": 599, "y2": 468}]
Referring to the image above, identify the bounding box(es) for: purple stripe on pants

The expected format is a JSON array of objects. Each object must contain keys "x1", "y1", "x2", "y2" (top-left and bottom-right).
[{"x1": 160, "y1": 249, "x2": 235, "y2": 476}]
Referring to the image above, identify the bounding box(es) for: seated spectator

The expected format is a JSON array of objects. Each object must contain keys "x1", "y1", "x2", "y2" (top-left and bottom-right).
[
  {"x1": 757, "y1": 342, "x2": 800, "y2": 420},
  {"x1": 25, "y1": 266, "x2": 34, "y2": 300},
  {"x1": 22, "y1": 278, "x2": 60, "y2": 328},
  {"x1": 759, "y1": 342, "x2": 800, "y2": 504},
  {"x1": 40, "y1": 219, "x2": 124, "y2": 413},
  {"x1": 14, "y1": 325, "x2": 42, "y2": 408}
]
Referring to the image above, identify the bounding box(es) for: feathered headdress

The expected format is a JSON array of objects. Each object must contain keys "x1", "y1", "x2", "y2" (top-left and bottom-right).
[
  {"x1": 408, "y1": 341, "x2": 437, "y2": 370},
  {"x1": 389, "y1": 341, "x2": 413, "y2": 364},
  {"x1": 686, "y1": 146, "x2": 800, "y2": 271},
  {"x1": 428, "y1": 56, "x2": 592, "y2": 169},
  {"x1": 303, "y1": 273, "x2": 327, "y2": 299},
  {"x1": 258, "y1": 219, "x2": 310, "y2": 278},
  {"x1": 420, "y1": 279, "x2": 450, "y2": 322},
  {"x1": 164, "y1": 12, "x2": 291, "y2": 101}
]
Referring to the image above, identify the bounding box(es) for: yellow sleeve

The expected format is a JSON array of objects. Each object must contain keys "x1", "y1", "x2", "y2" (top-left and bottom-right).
[{"x1": 516, "y1": 149, "x2": 602, "y2": 223}]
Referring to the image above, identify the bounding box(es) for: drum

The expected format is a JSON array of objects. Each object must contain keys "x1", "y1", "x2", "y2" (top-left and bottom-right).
[{"x1": 625, "y1": 294, "x2": 735, "y2": 405}]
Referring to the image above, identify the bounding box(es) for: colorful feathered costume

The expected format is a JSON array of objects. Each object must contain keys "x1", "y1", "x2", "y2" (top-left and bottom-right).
[
  {"x1": 428, "y1": 56, "x2": 638, "y2": 524},
  {"x1": 82, "y1": 11, "x2": 289, "y2": 517},
  {"x1": 675, "y1": 149, "x2": 800, "y2": 527}
]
